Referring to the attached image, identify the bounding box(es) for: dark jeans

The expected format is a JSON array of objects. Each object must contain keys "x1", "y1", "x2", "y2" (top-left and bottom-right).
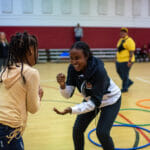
[
  {"x1": 75, "y1": 37, "x2": 81, "y2": 42},
  {"x1": 0, "y1": 124, "x2": 24, "y2": 150},
  {"x1": 116, "y1": 62, "x2": 133, "y2": 90},
  {"x1": 73, "y1": 97, "x2": 121, "y2": 150},
  {"x1": 0, "y1": 58, "x2": 4, "y2": 72}
]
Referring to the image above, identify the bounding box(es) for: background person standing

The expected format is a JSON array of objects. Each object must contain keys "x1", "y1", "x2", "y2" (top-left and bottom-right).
[
  {"x1": 74, "y1": 23, "x2": 83, "y2": 42},
  {"x1": 0, "y1": 32, "x2": 9, "y2": 71},
  {"x1": 116, "y1": 27, "x2": 136, "y2": 93}
]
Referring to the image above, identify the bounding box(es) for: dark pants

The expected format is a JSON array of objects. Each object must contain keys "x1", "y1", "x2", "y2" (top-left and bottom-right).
[
  {"x1": 75, "y1": 37, "x2": 81, "y2": 42},
  {"x1": 0, "y1": 58, "x2": 4, "y2": 71},
  {"x1": 73, "y1": 97, "x2": 121, "y2": 150},
  {"x1": 116, "y1": 62, "x2": 133, "y2": 90},
  {"x1": 0, "y1": 124, "x2": 24, "y2": 150}
]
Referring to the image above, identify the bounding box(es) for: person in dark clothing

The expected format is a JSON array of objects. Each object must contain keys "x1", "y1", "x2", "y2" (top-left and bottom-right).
[
  {"x1": 148, "y1": 44, "x2": 150, "y2": 61},
  {"x1": 0, "y1": 32, "x2": 9, "y2": 71},
  {"x1": 140, "y1": 44, "x2": 148, "y2": 61},
  {"x1": 53, "y1": 41, "x2": 121, "y2": 150}
]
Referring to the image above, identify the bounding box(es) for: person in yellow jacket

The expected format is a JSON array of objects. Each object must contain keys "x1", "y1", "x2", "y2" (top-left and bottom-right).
[
  {"x1": 116, "y1": 27, "x2": 136, "y2": 92},
  {"x1": 0, "y1": 32, "x2": 44, "y2": 149}
]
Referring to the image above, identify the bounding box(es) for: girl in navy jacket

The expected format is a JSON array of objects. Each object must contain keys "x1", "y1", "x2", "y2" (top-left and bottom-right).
[{"x1": 54, "y1": 41, "x2": 121, "y2": 150}]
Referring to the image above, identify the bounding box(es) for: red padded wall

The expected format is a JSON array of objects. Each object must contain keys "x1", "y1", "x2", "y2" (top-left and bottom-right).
[{"x1": 0, "y1": 26, "x2": 150, "y2": 49}]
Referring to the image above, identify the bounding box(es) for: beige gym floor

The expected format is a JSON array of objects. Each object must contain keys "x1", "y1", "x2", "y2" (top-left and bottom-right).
[{"x1": 23, "y1": 62, "x2": 150, "y2": 150}]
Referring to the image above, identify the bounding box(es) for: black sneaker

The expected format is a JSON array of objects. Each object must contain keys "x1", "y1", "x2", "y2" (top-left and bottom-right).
[{"x1": 128, "y1": 81, "x2": 134, "y2": 88}]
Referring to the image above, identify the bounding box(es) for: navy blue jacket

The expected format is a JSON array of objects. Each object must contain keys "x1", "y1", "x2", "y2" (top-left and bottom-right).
[
  {"x1": 0, "y1": 42, "x2": 9, "y2": 58},
  {"x1": 66, "y1": 56, "x2": 110, "y2": 107}
]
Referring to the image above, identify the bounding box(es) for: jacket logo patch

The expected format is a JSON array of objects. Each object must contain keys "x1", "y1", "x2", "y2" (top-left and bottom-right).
[{"x1": 86, "y1": 82, "x2": 92, "y2": 89}]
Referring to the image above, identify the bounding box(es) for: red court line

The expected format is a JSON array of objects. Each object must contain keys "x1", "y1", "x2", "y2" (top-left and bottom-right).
[
  {"x1": 41, "y1": 84, "x2": 150, "y2": 142},
  {"x1": 118, "y1": 113, "x2": 150, "y2": 142}
]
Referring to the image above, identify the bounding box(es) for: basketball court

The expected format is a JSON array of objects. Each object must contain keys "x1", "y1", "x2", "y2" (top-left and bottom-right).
[
  {"x1": 23, "y1": 62, "x2": 150, "y2": 150},
  {"x1": 1, "y1": 0, "x2": 150, "y2": 149}
]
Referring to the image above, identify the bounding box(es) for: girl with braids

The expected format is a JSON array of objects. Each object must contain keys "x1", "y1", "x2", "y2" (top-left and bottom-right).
[
  {"x1": 0, "y1": 32, "x2": 43, "y2": 150},
  {"x1": 54, "y1": 41, "x2": 121, "y2": 150}
]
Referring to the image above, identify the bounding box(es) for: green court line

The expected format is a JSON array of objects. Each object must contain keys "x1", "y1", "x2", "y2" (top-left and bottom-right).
[
  {"x1": 42, "y1": 100, "x2": 140, "y2": 148},
  {"x1": 133, "y1": 129, "x2": 140, "y2": 148},
  {"x1": 115, "y1": 108, "x2": 150, "y2": 126}
]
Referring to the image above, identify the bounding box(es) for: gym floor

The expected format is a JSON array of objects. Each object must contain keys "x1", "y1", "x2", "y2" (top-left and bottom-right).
[{"x1": 23, "y1": 62, "x2": 150, "y2": 150}]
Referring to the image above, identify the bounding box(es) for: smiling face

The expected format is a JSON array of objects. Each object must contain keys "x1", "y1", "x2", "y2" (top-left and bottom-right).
[
  {"x1": 120, "y1": 31, "x2": 128, "y2": 38},
  {"x1": 70, "y1": 48, "x2": 88, "y2": 72}
]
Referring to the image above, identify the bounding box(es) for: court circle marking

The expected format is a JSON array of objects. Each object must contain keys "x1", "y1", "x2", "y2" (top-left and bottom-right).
[
  {"x1": 136, "y1": 99, "x2": 150, "y2": 109},
  {"x1": 115, "y1": 108, "x2": 150, "y2": 126},
  {"x1": 88, "y1": 124, "x2": 150, "y2": 150}
]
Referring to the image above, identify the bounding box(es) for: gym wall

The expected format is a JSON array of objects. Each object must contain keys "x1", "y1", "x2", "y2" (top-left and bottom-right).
[{"x1": 0, "y1": 0, "x2": 150, "y2": 49}]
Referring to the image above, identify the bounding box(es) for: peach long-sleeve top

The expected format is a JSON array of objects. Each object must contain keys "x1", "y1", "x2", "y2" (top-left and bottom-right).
[{"x1": 0, "y1": 63, "x2": 41, "y2": 133}]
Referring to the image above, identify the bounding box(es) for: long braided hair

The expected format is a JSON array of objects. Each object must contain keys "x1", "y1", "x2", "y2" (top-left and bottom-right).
[{"x1": 0, "y1": 32, "x2": 38, "y2": 83}]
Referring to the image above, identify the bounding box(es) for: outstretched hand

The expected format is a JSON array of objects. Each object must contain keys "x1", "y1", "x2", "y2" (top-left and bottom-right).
[
  {"x1": 53, "y1": 107, "x2": 72, "y2": 115},
  {"x1": 56, "y1": 73, "x2": 66, "y2": 89}
]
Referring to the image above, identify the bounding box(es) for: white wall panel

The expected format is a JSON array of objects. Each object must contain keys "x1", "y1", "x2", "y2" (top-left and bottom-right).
[
  {"x1": 115, "y1": 0, "x2": 124, "y2": 16},
  {"x1": 0, "y1": 0, "x2": 149, "y2": 27},
  {"x1": 124, "y1": 0, "x2": 132, "y2": 17},
  {"x1": 108, "y1": 0, "x2": 115, "y2": 16},
  {"x1": 22, "y1": 0, "x2": 33, "y2": 14},
  {"x1": 140, "y1": 0, "x2": 148, "y2": 17},
  {"x1": 148, "y1": 0, "x2": 150, "y2": 16},
  {"x1": 132, "y1": 0, "x2": 141, "y2": 16},
  {"x1": 61, "y1": 0, "x2": 72, "y2": 14},
  {"x1": 80, "y1": 0, "x2": 90, "y2": 15},
  {"x1": 42, "y1": 0, "x2": 53, "y2": 14},
  {"x1": 13, "y1": 0, "x2": 22, "y2": 14},
  {"x1": 34, "y1": 0, "x2": 42, "y2": 15},
  {"x1": 97, "y1": 0, "x2": 108, "y2": 15},
  {"x1": 1, "y1": 0, "x2": 12, "y2": 13}
]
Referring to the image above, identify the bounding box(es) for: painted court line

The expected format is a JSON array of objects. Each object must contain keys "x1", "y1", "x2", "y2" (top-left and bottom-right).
[
  {"x1": 136, "y1": 77, "x2": 150, "y2": 85},
  {"x1": 118, "y1": 113, "x2": 150, "y2": 143},
  {"x1": 42, "y1": 98, "x2": 147, "y2": 147},
  {"x1": 41, "y1": 79, "x2": 56, "y2": 83}
]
